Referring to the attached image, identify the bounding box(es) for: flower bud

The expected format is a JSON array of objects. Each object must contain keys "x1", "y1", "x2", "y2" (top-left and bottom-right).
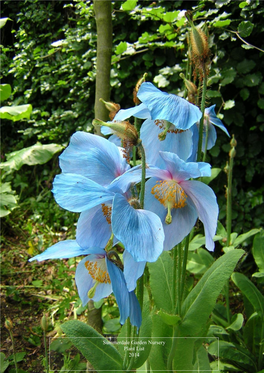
[
  {"x1": 134, "y1": 73, "x2": 147, "y2": 105},
  {"x1": 93, "y1": 119, "x2": 138, "y2": 144},
  {"x1": 180, "y1": 73, "x2": 198, "y2": 96},
  {"x1": 5, "y1": 318, "x2": 13, "y2": 331},
  {"x1": 41, "y1": 313, "x2": 49, "y2": 332},
  {"x1": 99, "y1": 99, "x2": 120, "y2": 120},
  {"x1": 190, "y1": 24, "x2": 209, "y2": 61},
  {"x1": 230, "y1": 135, "x2": 237, "y2": 148}
]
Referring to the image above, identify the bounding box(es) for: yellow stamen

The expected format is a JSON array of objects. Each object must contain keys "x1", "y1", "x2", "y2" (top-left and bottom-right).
[
  {"x1": 85, "y1": 259, "x2": 111, "y2": 284},
  {"x1": 151, "y1": 179, "x2": 187, "y2": 222},
  {"x1": 101, "y1": 203, "x2": 112, "y2": 224}
]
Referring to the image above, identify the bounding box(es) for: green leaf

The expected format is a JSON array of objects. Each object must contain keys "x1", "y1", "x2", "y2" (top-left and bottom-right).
[
  {"x1": 104, "y1": 318, "x2": 121, "y2": 333},
  {"x1": 232, "y1": 272, "x2": 264, "y2": 316},
  {"x1": 221, "y1": 67, "x2": 236, "y2": 86},
  {"x1": 240, "y1": 88, "x2": 250, "y2": 101},
  {"x1": 214, "y1": 19, "x2": 231, "y2": 27},
  {"x1": 258, "y1": 98, "x2": 264, "y2": 110},
  {"x1": 61, "y1": 320, "x2": 123, "y2": 372},
  {"x1": 208, "y1": 340, "x2": 256, "y2": 370},
  {"x1": 244, "y1": 73, "x2": 262, "y2": 87},
  {"x1": 193, "y1": 345, "x2": 211, "y2": 371},
  {"x1": 0, "y1": 352, "x2": 9, "y2": 373},
  {"x1": 8, "y1": 352, "x2": 26, "y2": 364},
  {"x1": 121, "y1": 0, "x2": 137, "y2": 11},
  {"x1": 224, "y1": 100, "x2": 235, "y2": 110},
  {"x1": 237, "y1": 59, "x2": 256, "y2": 74},
  {"x1": 252, "y1": 231, "x2": 264, "y2": 273},
  {"x1": 239, "y1": 1, "x2": 248, "y2": 8},
  {"x1": 233, "y1": 228, "x2": 261, "y2": 248},
  {"x1": 238, "y1": 21, "x2": 254, "y2": 38},
  {"x1": 1, "y1": 143, "x2": 64, "y2": 171},
  {"x1": 148, "y1": 314, "x2": 172, "y2": 372},
  {"x1": 0, "y1": 182, "x2": 18, "y2": 218},
  {"x1": 201, "y1": 168, "x2": 221, "y2": 184},
  {"x1": 181, "y1": 249, "x2": 244, "y2": 335},
  {"x1": 162, "y1": 11, "x2": 180, "y2": 23},
  {"x1": 0, "y1": 104, "x2": 32, "y2": 121},
  {"x1": 157, "y1": 310, "x2": 181, "y2": 326},
  {"x1": 0, "y1": 84, "x2": 12, "y2": 102},
  {"x1": 148, "y1": 251, "x2": 174, "y2": 313},
  {"x1": 206, "y1": 89, "x2": 221, "y2": 98},
  {"x1": 0, "y1": 18, "x2": 11, "y2": 29},
  {"x1": 187, "y1": 248, "x2": 214, "y2": 275},
  {"x1": 226, "y1": 313, "x2": 244, "y2": 331},
  {"x1": 115, "y1": 41, "x2": 127, "y2": 55}
]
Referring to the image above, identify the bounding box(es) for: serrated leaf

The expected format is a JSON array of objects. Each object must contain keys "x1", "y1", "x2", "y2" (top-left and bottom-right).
[
  {"x1": 237, "y1": 59, "x2": 256, "y2": 74},
  {"x1": 244, "y1": 73, "x2": 262, "y2": 87},
  {"x1": 181, "y1": 249, "x2": 244, "y2": 335},
  {"x1": 61, "y1": 320, "x2": 123, "y2": 372},
  {"x1": 232, "y1": 272, "x2": 264, "y2": 316},
  {"x1": 238, "y1": 21, "x2": 254, "y2": 38},
  {"x1": 0, "y1": 104, "x2": 32, "y2": 121},
  {"x1": 221, "y1": 68, "x2": 236, "y2": 86},
  {"x1": 1, "y1": 143, "x2": 64, "y2": 171},
  {"x1": 240, "y1": 88, "x2": 250, "y2": 101},
  {"x1": 0, "y1": 84, "x2": 12, "y2": 102},
  {"x1": 206, "y1": 89, "x2": 221, "y2": 98}
]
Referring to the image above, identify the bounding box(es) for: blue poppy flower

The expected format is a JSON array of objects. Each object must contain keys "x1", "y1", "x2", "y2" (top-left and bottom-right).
[
  {"x1": 144, "y1": 152, "x2": 218, "y2": 251},
  {"x1": 52, "y1": 132, "x2": 165, "y2": 263},
  {"x1": 113, "y1": 103, "x2": 197, "y2": 167},
  {"x1": 200, "y1": 105, "x2": 230, "y2": 151},
  {"x1": 29, "y1": 240, "x2": 142, "y2": 328},
  {"x1": 137, "y1": 82, "x2": 202, "y2": 131}
]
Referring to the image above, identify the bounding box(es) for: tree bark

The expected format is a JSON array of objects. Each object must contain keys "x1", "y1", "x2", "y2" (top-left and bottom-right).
[{"x1": 93, "y1": 0, "x2": 113, "y2": 134}]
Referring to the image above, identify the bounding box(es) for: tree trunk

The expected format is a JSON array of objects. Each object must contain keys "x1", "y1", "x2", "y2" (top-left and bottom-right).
[{"x1": 93, "y1": 0, "x2": 113, "y2": 134}]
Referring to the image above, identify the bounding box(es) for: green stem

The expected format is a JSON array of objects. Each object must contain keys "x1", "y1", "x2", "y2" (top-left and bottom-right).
[
  {"x1": 132, "y1": 145, "x2": 137, "y2": 167},
  {"x1": 180, "y1": 235, "x2": 190, "y2": 304},
  {"x1": 226, "y1": 155, "x2": 234, "y2": 246},
  {"x1": 43, "y1": 329, "x2": 49, "y2": 373},
  {"x1": 9, "y1": 331, "x2": 18, "y2": 373},
  {"x1": 258, "y1": 319, "x2": 264, "y2": 370},
  {"x1": 123, "y1": 320, "x2": 131, "y2": 370},
  {"x1": 138, "y1": 140, "x2": 146, "y2": 209},
  {"x1": 176, "y1": 243, "x2": 182, "y2": 316},
  {"x1": 225, "y1": 281, "x2": 231, "y2": 325},
  {"x1": 197, "y1": 65, "x2": 208, "y2": 162},
  {"x1": 172, "y1": 246, "x2": 177, "y2": 309},
  {"x1": 166, "y1": 324, "x2": 179, "y2": 371},
  {"x1": 202, "y1": 117, "x2": 210, "y2": 162}
]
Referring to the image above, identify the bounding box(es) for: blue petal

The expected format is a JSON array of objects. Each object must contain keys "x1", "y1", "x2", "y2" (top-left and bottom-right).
[
  {"x1": 108, "y1": 165, "x2": 144, "y2": 193},
  {"x1": 59, "y1": 131, "x2": 130, "y2": 186},
  {"x1": 206, "y1": 105, "x2": 230, "y2": 137},
  {"x1": 112, "y1": 194, "x2": 164, "y2": 262},
  {"x1": 158, "y1": 152, "x2": 212, "y2": 181},
  {"x1": 106, "y1": 259, "x2": 130, "y2": 325},
  {"x1": 181, "y1": 180, "x2": 218, "y2": 251},
  {"x1": 128, "y1": 291, "x2": 142, "y2": 330},
  {"x1": 29, "y1": 240, "x2": 87, "y2": 262},
  {"x1": 144, "y1": 178, "x2": 198, "y2": 251},
  {"x1": 52, "y1": 173, "x2": 114, "y2": 212},
  {"x1": 137, "y1": 82, "x2": 202, "y2": 130},
  {"x1": 140, "y1": 118, "x2": 193, "y2": 167},
  {"x1": 76, "y1": 256, "x2": 112, "y2": 305},
  {"x1": 204, "y1": 124, "x2": 217, "y2": 151},
  {"x1": 76, "y1": 205, "x2": 113, "y2": 249},
  {"x1": 114, "y1": 103, "x2": 150, "y2": 121},
  {"x1": 123, "y1": 250, "x2": 146, "y2": 291}
]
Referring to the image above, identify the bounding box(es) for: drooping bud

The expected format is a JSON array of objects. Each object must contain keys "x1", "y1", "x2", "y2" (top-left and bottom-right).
[
  {"x1": 5, "y1": 318, "x2": 13, "y2": 331},
  {"x1": 180, "y1": 73, "x2": 198, "y2": 104},
  {"x1": 41, "y1": 313, "x2": 49, "y2": 332},
  {"x1": 99, "y1": 98, "x2": 121, "y2": 120},
  {"x1": 93, "y1": 119, "x2": 138, "y2": 144},
  {"x1": 190, "y1": 25, "x2": 209, "y2": 61},
  {"x1": 134, "y1": 73, "x2": 148, "y2": 105}
]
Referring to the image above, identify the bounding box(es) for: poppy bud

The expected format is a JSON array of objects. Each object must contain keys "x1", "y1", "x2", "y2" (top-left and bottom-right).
[
  {"x1": 99, "y1": 99, "x2": 120, "y2": 120},
  {"x1": 93, "y1": 119, "x2": 138, "y2": 145},
  {"x1": 41, "y1": 314, "x2": 49, "y2": 332},
  {"x1": 190, "y1": 24, "x2": 209, "y2": 61},
  {"x1": 5, "y1": 318, "x2": 13, "y2": 331}
]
